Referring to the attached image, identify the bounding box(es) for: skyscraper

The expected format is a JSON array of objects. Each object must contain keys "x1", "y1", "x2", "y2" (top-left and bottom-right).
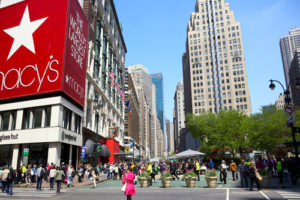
[
  {"x1": 151, "y1": 73, "x2": 164, "y2": 135},
  {"x1": 289, "y1": 49, "x2": 300, "y2": 107},
  {"x1": 173, "y1": 82, "x2": 185, "y2": 151},
  {"x1": 182, "y1": 0, "x2": 251, "y2": 115},
  {"x1": 280, "y1": 28, "x2": 300, "y2": 87}
]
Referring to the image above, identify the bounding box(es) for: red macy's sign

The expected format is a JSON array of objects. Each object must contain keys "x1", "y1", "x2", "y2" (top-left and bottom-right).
[{"x1": 0, "y1": 0, "x2": 88, "y2": 107}]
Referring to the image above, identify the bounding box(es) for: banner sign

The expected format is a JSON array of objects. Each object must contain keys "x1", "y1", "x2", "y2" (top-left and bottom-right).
[{"x1": 0, "y1": 0, "x2": 88, "y2": 107}]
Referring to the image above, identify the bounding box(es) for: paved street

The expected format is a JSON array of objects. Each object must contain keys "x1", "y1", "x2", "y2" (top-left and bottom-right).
[{"x1": 1, "y1": 187, "x2": 300, "y2": 200}]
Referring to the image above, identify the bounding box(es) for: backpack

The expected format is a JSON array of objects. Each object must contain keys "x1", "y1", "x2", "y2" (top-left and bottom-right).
[
  {"x1": 71, "y1": 170, "x2": 76, "y2": 178},
  {"x1": 40, "y1": 168, "x2": 46, "y2": 177}
]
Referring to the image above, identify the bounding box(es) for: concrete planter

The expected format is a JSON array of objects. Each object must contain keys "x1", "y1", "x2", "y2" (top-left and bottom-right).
[
  {"x1": 185, "y1": 177, "x2": 197, "y2": 188},
  {"x1": 260, "y1": 176, "x2": 271, "y2": 188},
  {"x1": 161, "y1": 177, "x2": 172, "y2": 188},
  {"x1": 205, "y1": 176, "x2": 218, "y2": 188},
  {"x1": 138, "y1": 177, "x2": 149, "y2": 188}
]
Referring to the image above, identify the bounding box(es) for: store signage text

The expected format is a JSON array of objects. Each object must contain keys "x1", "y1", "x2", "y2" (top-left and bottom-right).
[
  {"x1": 61, "y1": 131, "x2": 77, "y2": 142},
  {"x1": 0, "y1": 133, "x2": 18, "y2": 142}
]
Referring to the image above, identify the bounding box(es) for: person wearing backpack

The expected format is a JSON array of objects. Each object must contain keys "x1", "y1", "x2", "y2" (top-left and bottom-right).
[
  {"x1": 36, "y1": 164, "x2": 45, "y2": 190},
  {"x1": 1, "y1": 166, "x2": 9, "y2": 193},
  {"x1": 55, "y1": 166, "x2": 64, "y2": 193}
]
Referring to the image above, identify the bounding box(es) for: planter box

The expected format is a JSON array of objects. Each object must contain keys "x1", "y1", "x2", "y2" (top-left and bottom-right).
[
  {"x1": 205, "y1": 177, "x2": 218, "y2": 188},
  {"x1": 161, "y1": 177, "x2": 172, "y2": 188},
  {"x1": 260, "y1": 176, "x2": 271, "y2": 188},
  {"x1": 138, "y1": 177, "x2": 149, "y2": 188},
  {"x1": 185, "y1": 177, "x2": 197, "y2": 188}
]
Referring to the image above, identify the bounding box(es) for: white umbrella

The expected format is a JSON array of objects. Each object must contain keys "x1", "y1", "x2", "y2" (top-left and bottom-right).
[{"x1": 173, "y1": 149, "x2": 205, "y2": 158}]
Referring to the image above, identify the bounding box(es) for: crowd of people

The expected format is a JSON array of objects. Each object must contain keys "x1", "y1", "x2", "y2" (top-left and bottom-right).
[{"x1": 0, "y1": 156, "x2": 299, "y2": 196}]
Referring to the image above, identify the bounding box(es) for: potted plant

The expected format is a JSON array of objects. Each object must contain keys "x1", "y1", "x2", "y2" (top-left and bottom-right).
[
  {"x1": 138, "y1": 172, "x2": 150, "y2": 188},
  {"x1": 161, "y1": 171, "x2": 172, "y2": 188},
  {"x1": 205, "y1": 169, "x2": 218, "y2": 188},
  {"x1": 185, "y1": 171, "x2": 197, "y2": 188},
  {"x1": 257, "y1": 169, "x2": 271, "y2": 188}
]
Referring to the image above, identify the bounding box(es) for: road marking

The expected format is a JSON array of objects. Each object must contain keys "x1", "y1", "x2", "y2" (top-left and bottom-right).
[
  {"x1": 278, "y1": 191, "x2": 300, "y2": 199},
  {"x1": 226, "y1": 188, "x2": 229, "y2": 200},
  {"x1": 259, "y1": 191, "x2": 270, "y2": 200}
]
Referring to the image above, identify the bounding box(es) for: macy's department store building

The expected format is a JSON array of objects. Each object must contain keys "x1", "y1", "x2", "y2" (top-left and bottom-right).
[
  {"x1": 0, "y1": 0, "x2": 88, "y2": 169},
  {"x1": 0, "y1": 96, "x2": 83, "y2": 169}
]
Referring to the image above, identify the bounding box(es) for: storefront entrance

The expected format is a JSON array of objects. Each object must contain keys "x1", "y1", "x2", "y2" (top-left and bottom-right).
[{"x1": 0, "y1": 145, "x2": 13, "y2": 167}]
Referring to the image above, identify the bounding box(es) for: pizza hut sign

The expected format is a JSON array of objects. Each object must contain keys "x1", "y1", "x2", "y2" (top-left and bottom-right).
[{"x1": 0, "y1": 0, "x2": 88, "y2": 107}]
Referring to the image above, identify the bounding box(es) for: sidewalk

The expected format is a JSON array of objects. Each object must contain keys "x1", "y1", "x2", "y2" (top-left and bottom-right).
[{"x1": 14, "y1": 174, "x2": 107, "y2": 189}]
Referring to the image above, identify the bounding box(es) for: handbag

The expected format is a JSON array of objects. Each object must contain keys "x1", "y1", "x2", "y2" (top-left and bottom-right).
[
  {"x1": 121, "y1": 174, "x2": 127, "y2": 192},
  {"x1": 256, "y1": 171, "x2": 262, "y2": 181}
]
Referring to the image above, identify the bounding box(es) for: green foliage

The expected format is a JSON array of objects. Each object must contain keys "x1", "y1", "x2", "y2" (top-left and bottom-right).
[
  {"x1": 170, "y1": 151, "x2": 176, "y2": 156},
  {"x1": 205, "y1": 169, "x2": 217, "y2": 177},
  {"x1": 185, "y1": 171, "x2": 197, "y2": 178},
  {"x1": 161, "y1": 171, "x2": 172, "y2": 181},
  {"x1": 186, "y1": 106, "x2": 300, "y2": 157},
  {"x1": 257, "y1": 169, "x2": 271, "y2": 176},
  {"x1": 140, "y1": 172, "x2": 151, "y2": 179}
]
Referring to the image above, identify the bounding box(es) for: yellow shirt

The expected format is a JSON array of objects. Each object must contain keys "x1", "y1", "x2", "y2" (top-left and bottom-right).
[
  {"x1": 196, "y1": 162, "x2": 200, "y2": 171},
  {"x1": 147, "y1": 164, "x2": 152, "y2": 173}
]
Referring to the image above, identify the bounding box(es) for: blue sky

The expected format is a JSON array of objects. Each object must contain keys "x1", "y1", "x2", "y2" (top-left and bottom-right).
[{"x1": 114, "y1": 0, "x2": 300, "y2": 121}]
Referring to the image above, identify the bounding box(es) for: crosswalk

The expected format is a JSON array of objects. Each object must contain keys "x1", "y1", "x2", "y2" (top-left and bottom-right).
[
  {"x1": 277, "y1": 190, "x2": 300, "y2": 200},
  {"x1": 0, "y1": 188, "x2": 66, "y2": 199}
]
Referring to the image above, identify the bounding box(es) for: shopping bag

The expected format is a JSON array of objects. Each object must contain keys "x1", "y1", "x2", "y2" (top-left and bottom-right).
[
  {"x1": 256, "y1": 172, "x2": 262, "y2": 181},
  {"x1": 121, "y1": 183, "x2": 127, "y2": 192}
]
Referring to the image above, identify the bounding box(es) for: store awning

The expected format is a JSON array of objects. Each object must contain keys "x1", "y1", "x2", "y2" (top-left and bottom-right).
[{"x1": 84, "y1": 139, "x2": 110, "y2": 158}]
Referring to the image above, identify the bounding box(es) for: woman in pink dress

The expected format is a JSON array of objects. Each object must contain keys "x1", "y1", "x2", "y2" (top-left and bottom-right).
[{"x1": 122, "y1": 167, "x2": 136, "y2": 200}]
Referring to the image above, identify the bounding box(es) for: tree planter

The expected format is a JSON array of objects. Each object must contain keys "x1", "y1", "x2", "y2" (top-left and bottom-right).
[
  {"x1": 260, "y1": 176, "x2": 271, "y2": 188},
  {"x1": 205, "y1": 177, "x2": 218, "y2": 188},
  {"x1": 138, "y1": 177, "x2": 149, "y2": 188},
  {"x1": 161, "y1": 177, "x2": 172, "y2": 188},
  {"x1": 185, "y1": 177, "x2": 197, "y2": 188}
]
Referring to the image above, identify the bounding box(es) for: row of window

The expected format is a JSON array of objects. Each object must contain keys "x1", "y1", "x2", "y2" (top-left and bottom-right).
[
  {"x1": 194, "y1": 104, "x2": 248, "y2": 114},
  {"x1": 22, "y1": 106, "x2": 51, "y2": 129}
]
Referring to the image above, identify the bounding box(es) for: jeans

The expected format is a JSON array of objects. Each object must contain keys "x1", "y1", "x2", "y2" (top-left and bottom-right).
[
  {"x1": 67, "y1": 175, "x2": 73, "y2": 186},
  {"x1": 240, "y1": 173, "x2": 248, "y2": 187},
  {"x1": 220, "y1": 171, "x2": 227, "y2": 184},
  {"x1": 50, "y1": 177, "x2": 55, "y2": 189},
  {"x1": 196, "y1": 170, "x2": 200, "y2": 181},
  {"x1": 250, "y1": 176, "x2": 261, "y2": 190},
  {"x1": 1, "y1": 180, "x2": 7, "y2": 193},
  {"x1": 36, "y1": 177, "x2": 43, "y2": 190},
  {"x1": 127, "y1": 195, "x2": 132, "y2": 200},
  {"x1": 56, "y1": 180, "x2": 62, "y2": 193},
  {"x1": 7, "y1": 182, "x2": 13, "y2": 195},
  {"x1": 232, "y1": 171, "x2": 237, "y2": 181}
]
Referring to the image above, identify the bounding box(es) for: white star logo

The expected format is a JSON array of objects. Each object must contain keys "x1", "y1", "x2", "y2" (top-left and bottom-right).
[
  {"x1": 65, "y1": 74, "x2": 69, "y2": 83},
  {"x1": 3, "y1": 5, "x2": 48, "y2": 60}
]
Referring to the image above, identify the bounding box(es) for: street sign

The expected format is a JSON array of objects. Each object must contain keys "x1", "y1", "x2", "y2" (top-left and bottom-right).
[
  {"x1": 285, "y1": 104, "x2": 296, "y2": 115},
  {"x1": 288, "y1": 114, "x2": 295, "y2": 124},
  {"x1": 81, "y1": 146, "x2": 86, "y2": 159},
  {"x1": 23, "y1": 148, "x2": 29, "y2": 156}
]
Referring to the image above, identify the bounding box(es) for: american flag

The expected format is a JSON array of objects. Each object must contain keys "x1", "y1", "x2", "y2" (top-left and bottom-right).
[
  {"x1": 129, "y1": 107, "x2": 132, "y2": 118},
  {"x1": 109, "y1": 70, "x2": 115, "y2": 88},
  {"x1": 115, "y1": 80, "x2": 120, "y2": 92},
  {"x1": 121, "y1": 90, "x2": 125, "y2": 103}
]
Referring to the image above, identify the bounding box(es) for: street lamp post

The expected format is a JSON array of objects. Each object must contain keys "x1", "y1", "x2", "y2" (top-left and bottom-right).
[
  {"x1": 93, "y1": 95, "x2": 103, "y2": 167},
  {"x1": 269, "y1": 78, "x2": 300, "y2": 159}
]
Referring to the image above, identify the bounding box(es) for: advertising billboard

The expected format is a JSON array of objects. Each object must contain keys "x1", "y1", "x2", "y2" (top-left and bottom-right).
[{"x1": 0, "y1": 0, "x2": 88, "y2": 107}]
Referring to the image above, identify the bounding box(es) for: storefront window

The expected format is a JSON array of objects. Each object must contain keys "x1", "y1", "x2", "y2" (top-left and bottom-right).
[
  {"x1": 0, "y1": 145, "x2": 13, "y2": 167},
  {"x1": 27, "y1": 143, "x2": 49, "y2": 166},
  {"x1": 32, "y1": 108, "x2": 43, "y2": 128},
  {"x1": 44, "y1": 106, "x2": 51, "y2": 127},
  {"x1": 74, "y1": 114, "x2": 81, "y2": 134}
]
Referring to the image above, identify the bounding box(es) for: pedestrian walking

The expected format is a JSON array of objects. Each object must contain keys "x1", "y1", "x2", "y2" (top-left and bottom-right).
[
  {"x1": 31, "y1": 165, "x2": 37, "y2": 183},
  {"x1": 170, "y1": 161, "x2": 179, "y2": 180},
  {"x1": 249, "y1": 162, "x2": 261, "y2": 191},
  {"x1": 219, "y1": 160, "x2": 228, "y2": 184},
  {"x1": 208, "y1": 159, "x2": 215, "y2": 169},
  {"x1": 1, "y1": 167, "x2": 9, "y2": 193},
  {"x1": 67, "y1": 165, "x2": 74, "y2": 187},
  {"x1": 49, "y1": 166, "x2": 56, "y2": 190},
  {"x1": 122, "y1": 167, "x2": 136, "y2": 200},
  {"x1": 91, "y1": 168, "x2": 99, "y2": 188},
  {"x1": 195, "y1": 161, "x2": 200, "y2": 181},
  {"x1": 277, "y1": 158, "x2": 284, "y2": 186},
  {"x1": 55, "y1": 166, "x2": 64, "y2": 193},
  {"x1": 7, "y1": 167, "x2": 16, "y2": 195},
  {"x1": 238, "y1": 160, "x2": 249, "y2": 188},
  {"x1": 36, "y1": 164, "x2": 45, "y2": 191},
  {"x1": 230, "y1": 160, "x2": 238, "y2": 181}
]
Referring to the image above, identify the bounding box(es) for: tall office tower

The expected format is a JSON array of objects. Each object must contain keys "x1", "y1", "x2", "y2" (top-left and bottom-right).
[
  {"x1": 182, "y1": 0, "x2": 251, "y2": 115},
  {"x1": 128, "y1": 65, "x2": 156, "y2": 158},
  {"x1": 151, "y1": 73, "x2": 165, "y2": 135},
  {"x1": 289, "y1": 49, "x2": 300, "y2": 107},
  {"x1": 165, "y1": 120, "x2": 175, "y2": 153},
  {"x1": 173, "y1": 82, "x2": 186, "y2": 152},
  {"x1": 280, "y1": 28, "x2": 300, "y2": 87}
]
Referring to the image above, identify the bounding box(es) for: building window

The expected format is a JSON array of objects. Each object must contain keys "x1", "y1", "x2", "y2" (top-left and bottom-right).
[
  {"x1": 22, "y1": 109, "x2": 31, "y2": 129},
  {"x1": 0, "y1": 111, "x2": 16, "y2": 131},
  {"x1": 74, "y1": 114, "x2": 81, "y2": 134},
  {"x1": 32, "y1": 107, "x2": 43, "y2": 128},
  {"x1": 44, "y1": 106, "x2": 51, "y2": 127},
  {"x1": 63, "y1": 107, "x2": 72, "y2": 130}
]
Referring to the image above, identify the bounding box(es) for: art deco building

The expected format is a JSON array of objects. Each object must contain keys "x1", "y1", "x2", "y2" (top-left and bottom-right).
[
  {"x1": 182, "y1": 0, "x2": 251, "y2": 115},
  {"x1": 280, "y1": 28, "x2": 300, "y2": 88},
  {"x1": 275, "y1": 94, "x2": 285, "y2": 110},
  {"x1": 82, "y1": 0, "x2": 127, "y2": 164}
]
